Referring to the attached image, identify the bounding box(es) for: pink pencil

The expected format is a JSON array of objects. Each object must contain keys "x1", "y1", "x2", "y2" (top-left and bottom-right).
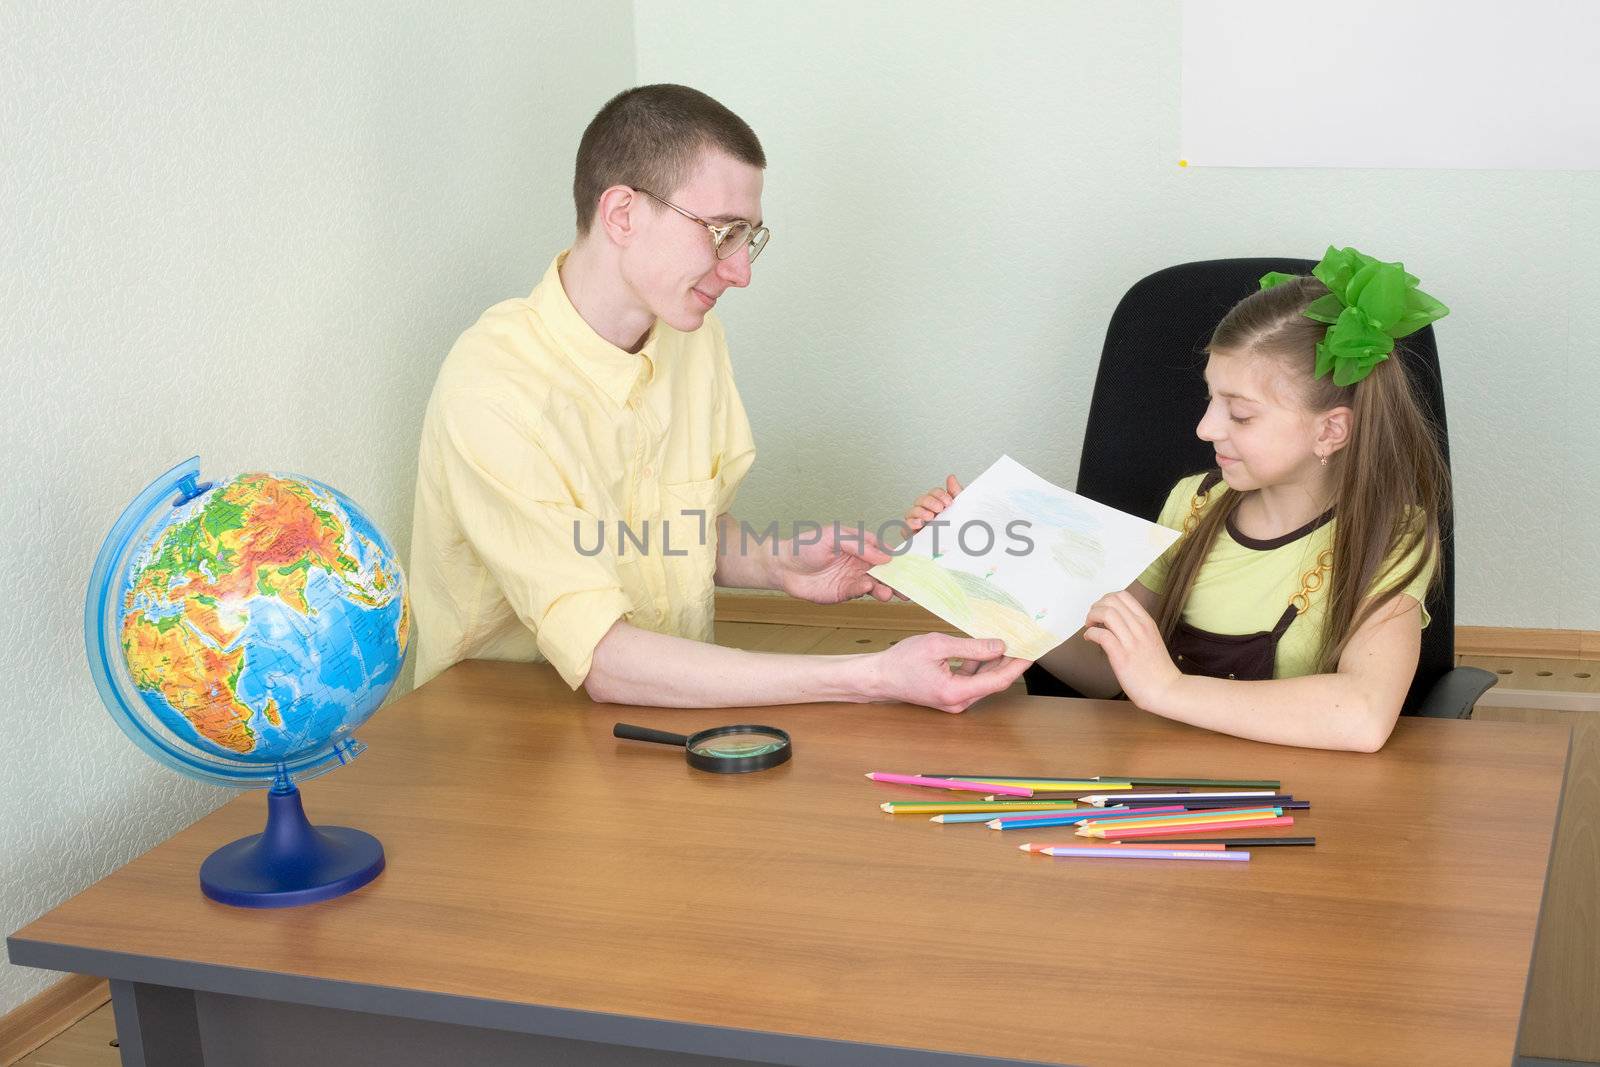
[{"x1": 864, "y1": 773, "x2": 1033, "y2": 797}]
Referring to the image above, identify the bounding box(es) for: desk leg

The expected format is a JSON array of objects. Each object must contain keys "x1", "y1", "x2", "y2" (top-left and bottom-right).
[{"x1": 109, "y1": 979, "x2": 205, "y2": 1067}]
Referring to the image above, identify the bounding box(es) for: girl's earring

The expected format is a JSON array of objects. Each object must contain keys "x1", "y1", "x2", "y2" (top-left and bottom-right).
[{"x1": 1319, "y1": 452, "x2": 1329, "y2": 467}]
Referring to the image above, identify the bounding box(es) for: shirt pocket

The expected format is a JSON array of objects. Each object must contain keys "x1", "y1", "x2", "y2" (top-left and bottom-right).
[{"x1": 659, "y1": 478, "x2": 719, "y2": 635}]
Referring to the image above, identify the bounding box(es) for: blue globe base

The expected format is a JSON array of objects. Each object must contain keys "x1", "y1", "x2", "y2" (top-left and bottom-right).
[{"x1": 199, "y1": 784, "x2": 384, "y2": 908}]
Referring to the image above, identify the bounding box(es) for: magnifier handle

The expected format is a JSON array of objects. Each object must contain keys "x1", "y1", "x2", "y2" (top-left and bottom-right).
[{"x1": 613, "y1": 723, "x2": 690, "y2": 747}]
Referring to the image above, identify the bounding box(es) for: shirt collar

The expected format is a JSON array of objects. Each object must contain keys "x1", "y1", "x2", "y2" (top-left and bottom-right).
[{"x1": 528, "y1": 251, "x2": 659, "y2": 405}]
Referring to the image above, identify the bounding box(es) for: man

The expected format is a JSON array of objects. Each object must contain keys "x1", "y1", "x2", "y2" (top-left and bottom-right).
[{"x1": 410, "y1": 84, "x2": 1027, "y2": 712}]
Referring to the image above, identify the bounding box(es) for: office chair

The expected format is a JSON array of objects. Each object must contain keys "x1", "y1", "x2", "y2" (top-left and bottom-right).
[{"x1": 1023, "y1": 257, "x2": 1495, "y2": 718}]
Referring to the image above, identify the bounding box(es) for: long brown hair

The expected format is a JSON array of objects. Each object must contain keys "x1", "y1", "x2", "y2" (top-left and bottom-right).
[{"x1": 1154, "y1": 275, "x2": 1449, "y2": 673}]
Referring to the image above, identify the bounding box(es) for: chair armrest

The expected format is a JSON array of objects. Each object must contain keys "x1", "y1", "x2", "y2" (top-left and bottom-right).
[{"x1": 1409, "y1": 666, "x2": 1498, "y2": 719}]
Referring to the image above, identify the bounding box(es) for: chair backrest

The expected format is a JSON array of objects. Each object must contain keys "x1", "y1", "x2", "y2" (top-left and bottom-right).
[{"x1": 1027, "y1": 257, "x2": 1456, "y2": 713}]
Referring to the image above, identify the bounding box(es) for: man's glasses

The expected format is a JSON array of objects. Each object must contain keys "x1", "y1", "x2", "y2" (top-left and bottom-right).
[{"x1": 635, "y1": 188, "x2": 770, "y2": 263}]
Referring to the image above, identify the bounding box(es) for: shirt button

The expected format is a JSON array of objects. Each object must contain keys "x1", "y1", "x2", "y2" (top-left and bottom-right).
[{"x1": 643, "y1": 466, "x2": 654, "y2": 478}]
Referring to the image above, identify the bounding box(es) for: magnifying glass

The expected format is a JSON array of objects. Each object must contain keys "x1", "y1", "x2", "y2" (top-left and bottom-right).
[{"x1": 612, "y1": 722, "x2": 792, "y2": 773}]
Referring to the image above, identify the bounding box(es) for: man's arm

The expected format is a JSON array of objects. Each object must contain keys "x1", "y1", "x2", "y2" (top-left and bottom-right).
[
  {"x1": 712, "y1": 512, "x2": 779, "y2": 590},
  {"x1": 584, "y1": 619, "x2": 1030, "y2": 713}
]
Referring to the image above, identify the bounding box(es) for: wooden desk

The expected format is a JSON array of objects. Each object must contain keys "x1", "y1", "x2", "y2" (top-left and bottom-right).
[{"x1": 7, "y1": 661, "x2": 1571, "y2": 1067}]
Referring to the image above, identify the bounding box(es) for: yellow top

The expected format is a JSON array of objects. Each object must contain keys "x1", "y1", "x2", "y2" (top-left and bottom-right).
[
  {"x1": 409, "y1": 252, "x2": 756, "y2": 689},
  {"x1": 1137, "y1": 473, "x2": 1434, "y2": 679}
]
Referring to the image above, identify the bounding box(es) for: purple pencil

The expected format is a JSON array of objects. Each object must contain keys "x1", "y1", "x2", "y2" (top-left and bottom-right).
[{"x1": 1031, "y1": 846, "x2": 1250, "y2": 862}]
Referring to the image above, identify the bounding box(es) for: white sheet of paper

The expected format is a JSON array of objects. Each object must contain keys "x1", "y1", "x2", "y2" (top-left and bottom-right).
[
  {"x1": 1181, "y1": 0, "x2": 1600, "y2": 169},
  {"x1": 870, "y1": 456, "x2": 1180, "y2": 660}
]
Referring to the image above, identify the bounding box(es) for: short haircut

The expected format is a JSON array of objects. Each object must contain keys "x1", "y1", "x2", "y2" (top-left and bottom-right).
[{"x1": 573, "y1": 84, "x2": 766, "y2": 235}]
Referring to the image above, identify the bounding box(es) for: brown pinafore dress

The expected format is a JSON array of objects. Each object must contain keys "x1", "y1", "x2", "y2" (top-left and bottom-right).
[{"x1": 1166, "y1": 472, "x2": 1334, "y2": 682}]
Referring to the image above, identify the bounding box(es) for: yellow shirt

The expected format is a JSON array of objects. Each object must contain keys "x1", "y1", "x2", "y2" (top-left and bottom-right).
[
  {"x1": 409, "y1": 252, "x2": 757, "y2": 689},
  {"x1": 1138, "y1": 473, "x2": 1434, "y2": 679}
]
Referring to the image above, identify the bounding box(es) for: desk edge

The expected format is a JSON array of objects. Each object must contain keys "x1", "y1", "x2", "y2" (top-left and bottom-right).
[{"x1": 5, "y1": 935, "x2": 1067, "y2": 1067}]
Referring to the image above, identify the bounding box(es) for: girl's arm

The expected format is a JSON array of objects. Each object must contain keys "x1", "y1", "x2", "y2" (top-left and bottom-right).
[
  {"x1": 1036, "y1": 581, "x2": 1164, "y2": 698},
  {"x1": 1084, "y1": 589, "x2": 1423, "y2": 752}
]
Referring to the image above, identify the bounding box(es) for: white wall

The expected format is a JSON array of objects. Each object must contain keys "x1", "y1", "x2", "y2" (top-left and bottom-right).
[
  {"x1": 635, "y1": 0, "x2": 1600, "y2": 630},
  {"x1": 0, "y1": 1, "x2": 633, "y2": 1014}
]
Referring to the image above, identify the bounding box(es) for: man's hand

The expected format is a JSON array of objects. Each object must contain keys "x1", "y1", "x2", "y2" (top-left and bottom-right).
[
  {"x1": 777, "y1": 524, "x2": 897, "y2": 604},
  {"x1": 868, "y1": 633, "x2": 1031, "y2": 713}
]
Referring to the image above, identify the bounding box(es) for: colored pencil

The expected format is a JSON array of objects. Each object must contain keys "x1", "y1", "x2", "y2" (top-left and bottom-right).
[
  {"x1": 1119, "y1": 794, "x2": 1294, "y2": 807},
  {"x1": 986, "y1": 805, "x2": 1185, "y2": 826},
  {"x1": 931, "y1": 808, "x2": 1092, "y2": 824},
  {"x1": 1117, "y1": 801, "x2": 1307, "y2": 813},
  {"x1": 878, "y1": 798, "x2": 1082, "y2": 808},
  {"x1": 1144, "y1": 837, "x2": 1315, "y2": 848},
  {"x1": 1076, "y1": 807, "x2": 1283, "y2": 830},
  {"x1": 880, "y1": 800, "x2": 1080, "y2": 814},
  {"x1": 925, "y1": 775, "x2": 1281, "y2": 789},
  {"x1": 988, "y1": 783, "x2": 1112, "y2": 793},
  {"x1": 1033, "y1": 847, "x2": 1251, "y2": 862},
  {"x1": 865, "y1": 773, "x2": 1032, "y2": 797},
  {"x1": 930, "y1": 779, "x2": 1110, "y2": 791},
  {"x1": 986, "y1": 815, "x2": 1104, "y2": 831},
  {"x1": 985, "y1": 806, "x2": 1190, "y2": 825},
  {"x1": 1078, "y1": 790, "x2": 1277, "y2": 807},
  {"x1": 1019, "y1": 841, "x2": 1227, "y2": 852},
  {"x1": 1082, "y1": 815, "x2": 1295, "y2": 839},
  {"x1": 986, "y1": 808, "x2": 1188, "y2": 831},
  {"x1": 1112, "y1": 777, "x2": 1279, "y2": 789},
  {"x1": 932, "y1": 810, "x2": 1073, "y2": 824},
  {"x1": 926, "y1": 774, "x2": 1104, "y2": 783}
]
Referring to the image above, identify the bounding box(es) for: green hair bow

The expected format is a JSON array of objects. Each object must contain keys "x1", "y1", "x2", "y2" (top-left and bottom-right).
[{"x1": 1260, "y1": 246, "x2": 1449, "y2": 387}]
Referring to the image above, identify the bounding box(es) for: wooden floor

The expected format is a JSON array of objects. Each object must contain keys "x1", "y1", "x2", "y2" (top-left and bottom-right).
[
  {"x1": 10, "y1": 624, "x2": 1597, "y2": 1067},
  {"x1": 11, "y1": 1003, "x2": 114, "y2": 1067}
]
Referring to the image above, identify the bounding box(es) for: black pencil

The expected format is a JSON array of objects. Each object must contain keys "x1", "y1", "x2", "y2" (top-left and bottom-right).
[{"x1": 1121, "y1": 797, "x2": 1307, "y2": 810}]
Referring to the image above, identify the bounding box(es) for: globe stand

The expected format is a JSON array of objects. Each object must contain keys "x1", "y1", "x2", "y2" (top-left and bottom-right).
[{"x1": 199, "y1": 775, "x2": 385, "y2": 908}]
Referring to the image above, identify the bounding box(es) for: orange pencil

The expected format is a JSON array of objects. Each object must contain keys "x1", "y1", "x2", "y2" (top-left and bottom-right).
[{"x1": 1074, "y1": 806, "x2": 1281, "y2": 831}]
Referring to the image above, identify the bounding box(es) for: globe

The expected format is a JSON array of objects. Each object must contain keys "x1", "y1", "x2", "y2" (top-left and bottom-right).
[{"x1": 85, "y1": 457, "x2": 410, "y2": 907}]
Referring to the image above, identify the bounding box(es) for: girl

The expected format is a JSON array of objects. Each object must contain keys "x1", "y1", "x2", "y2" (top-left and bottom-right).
[{"x1": 904, "y1": 247, "x2": 1449, "y2": 751}]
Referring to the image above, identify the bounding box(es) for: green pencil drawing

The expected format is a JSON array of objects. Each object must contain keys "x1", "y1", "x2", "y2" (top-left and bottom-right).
[{"x1": 871, "y1": 554, "x2": 1060, "y2": 660}]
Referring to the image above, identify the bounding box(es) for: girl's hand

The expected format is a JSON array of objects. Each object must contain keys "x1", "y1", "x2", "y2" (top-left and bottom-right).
[
  {"x1": 904, "y1": 474, "x2": 964, "y2": 533},
  {"x1": 1082, "y1": 590, "x2": 1185, "y2": 712}
]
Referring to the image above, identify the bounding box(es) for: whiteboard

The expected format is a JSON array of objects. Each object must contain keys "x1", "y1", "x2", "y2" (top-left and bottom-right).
[{"x1": 1180, "y1": 0, "x2": 1600, "y2": 169}]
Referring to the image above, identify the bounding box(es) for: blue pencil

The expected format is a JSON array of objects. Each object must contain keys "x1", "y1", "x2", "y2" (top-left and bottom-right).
[
  {"x1": 931, "y1": 809, "x2": 1075, "y2": 824},
  {"x1": 933, "y1": 804, "x2": 1134, "y2": 825},
  {"x1": 986, "y1": 811, "x2": 1150, "y2": 830}
]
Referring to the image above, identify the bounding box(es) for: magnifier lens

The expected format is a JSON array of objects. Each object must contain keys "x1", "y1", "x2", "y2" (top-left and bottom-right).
[{"x1": 689, "y1": 731, "x2": 787, "y2": 759}]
